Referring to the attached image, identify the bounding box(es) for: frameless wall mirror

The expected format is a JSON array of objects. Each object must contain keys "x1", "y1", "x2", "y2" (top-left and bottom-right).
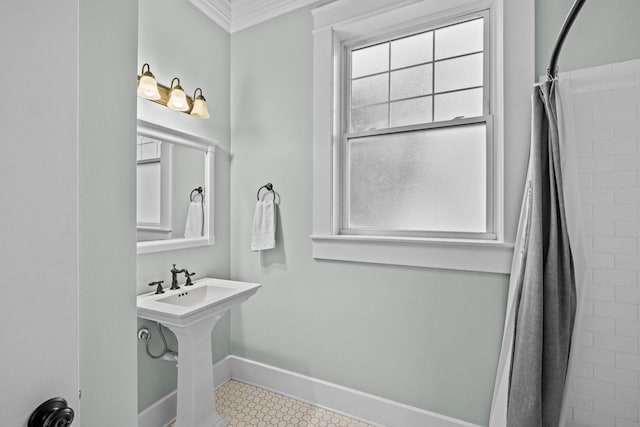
[{"x1": 136, "y1": 119, "x2": 216, "y2": 254}]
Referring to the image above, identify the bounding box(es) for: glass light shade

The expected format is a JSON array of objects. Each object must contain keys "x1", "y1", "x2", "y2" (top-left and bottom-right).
[
  {"x1": 167, "y1": 86, "x2": 189, "y2": 112},
  {"x1": 190, "y1": 97, "x2": 210, "y2": 118},
  {"x1": 137, "y1": 74, "x2": 161, "y2": 100}
]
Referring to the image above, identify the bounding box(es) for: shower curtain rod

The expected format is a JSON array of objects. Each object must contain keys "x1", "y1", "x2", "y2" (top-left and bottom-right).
[{"x1": 547, "y1": 0, "x2": 587, "y2": 80}]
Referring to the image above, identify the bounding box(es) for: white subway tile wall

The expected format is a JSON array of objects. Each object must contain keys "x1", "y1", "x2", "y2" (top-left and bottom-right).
[{"x1": 568, "y1": 58, "x2": 640, "y2": 427}]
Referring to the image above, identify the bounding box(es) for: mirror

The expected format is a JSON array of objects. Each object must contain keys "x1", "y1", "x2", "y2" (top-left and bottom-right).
[{"x1": 136, "y1": 120, "x2": 216, "y2": 254}]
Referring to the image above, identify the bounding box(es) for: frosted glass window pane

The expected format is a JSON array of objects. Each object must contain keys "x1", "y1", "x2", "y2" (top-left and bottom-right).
[
  {"x1": 352, "y1": 43, "x2": 389, "y2": 78},
  {"x1": 351, "y1": 104, "x2": 389, "y2": 132},
  {"x1": 435, "y1": 18, "x2": 484, "y2": 60},
  {"x1": 347, "y1": 124, "x2": 486, "y2": 232},
  {"x1": 352, "y1": 74, "x2": 389, "y2": 108},
  {"x1": 391, "y1": 31, "x2": 433, "y2": 69},
  {"x1": 137, "y1": 162, "x2": 161, "y2": 224},
  {"x1": 390, "y1": 97, "x2": 432, "y2": 127},
  {"x1": 434, "y1": 53, "x2": 483, "y2": 93},
  {"x1": 390, "y1": 65, "x2": 432, "y2": 100},
  {"x1": 434, "y1": 88, "x2": 483, "y2": 121}
]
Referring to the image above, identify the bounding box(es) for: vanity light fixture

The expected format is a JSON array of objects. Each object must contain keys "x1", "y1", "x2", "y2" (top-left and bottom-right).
[
  {"x1": 190, "y1": 88, "x2": 210, "y2": 118},
  {"x1": 137, "y1": 64, "x2": 210, "y2": 119}
]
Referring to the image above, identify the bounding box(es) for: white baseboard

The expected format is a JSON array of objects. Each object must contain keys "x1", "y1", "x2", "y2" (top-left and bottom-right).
[
  {"x1": 139, "y1": 355, "x2": 482, "y2": 427},
  {"x1": 138, "y1": 357, "x2": 232, "y2": 427},
  {"x1": 228, "y1": 356, "x2": 482, "y2": 427}
]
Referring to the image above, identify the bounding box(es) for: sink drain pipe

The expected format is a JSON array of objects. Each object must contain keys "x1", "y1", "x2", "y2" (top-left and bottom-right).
[{"x1": 137, "y1": 323, "x2": 178, "y2": 362}]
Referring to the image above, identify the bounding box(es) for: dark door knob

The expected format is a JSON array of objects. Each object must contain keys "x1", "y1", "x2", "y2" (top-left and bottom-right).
[{"x1": 28, "y1": 397, "x2": 74, "y2": 427}]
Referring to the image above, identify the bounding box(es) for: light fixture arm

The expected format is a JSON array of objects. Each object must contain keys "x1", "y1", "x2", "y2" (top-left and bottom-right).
[{"x1": 141, "y1": 63, "x2": 151, "y2": 75}]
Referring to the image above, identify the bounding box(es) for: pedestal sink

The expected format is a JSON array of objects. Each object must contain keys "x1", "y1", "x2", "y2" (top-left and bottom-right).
[{"x1": 137, "y1": 277, "x2": 261, "y2": 427}]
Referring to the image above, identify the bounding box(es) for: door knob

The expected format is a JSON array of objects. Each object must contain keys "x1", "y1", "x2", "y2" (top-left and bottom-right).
[{"x1": 28, "y1": 397, "x2": 74, "y2": 427}]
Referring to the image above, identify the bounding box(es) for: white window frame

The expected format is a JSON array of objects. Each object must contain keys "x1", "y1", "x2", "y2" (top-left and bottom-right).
[{"x1": 311, "y1": 0, "x2": 534, "y2": 273}]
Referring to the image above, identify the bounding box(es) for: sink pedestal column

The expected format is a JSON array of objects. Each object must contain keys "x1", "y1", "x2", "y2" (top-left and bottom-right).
[{"x1": 166, "y1": 313, "x2": 227, "y2": 427}]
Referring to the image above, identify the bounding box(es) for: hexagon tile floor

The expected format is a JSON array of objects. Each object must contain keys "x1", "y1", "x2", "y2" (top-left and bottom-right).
[{"x1": 168, "y1": 379, "x2": 374, "y2": 427}]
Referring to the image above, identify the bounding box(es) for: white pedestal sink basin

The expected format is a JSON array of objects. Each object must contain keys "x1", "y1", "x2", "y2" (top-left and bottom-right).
[{"x1": 137, "y1": 277, "x2": 261, "y2": 427}]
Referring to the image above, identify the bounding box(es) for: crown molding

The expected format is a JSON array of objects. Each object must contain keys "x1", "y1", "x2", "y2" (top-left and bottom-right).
[
  {"x1": 230, "y1": 0, "x2": 320, "y2": 32},
  {"x1": 188, "y1": 0, "x2": 330, "y2": 33},
  {"x1": 187, "y1": 0, "x2": 232, "y2": 32}
]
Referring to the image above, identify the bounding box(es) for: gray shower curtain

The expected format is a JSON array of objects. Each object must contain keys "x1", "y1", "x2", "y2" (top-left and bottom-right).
[{"x1": 506, "y1": 80, "x2": 578, "y2": 426}]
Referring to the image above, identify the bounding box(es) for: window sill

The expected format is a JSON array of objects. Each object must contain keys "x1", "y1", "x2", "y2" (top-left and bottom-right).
[{"x1": 310, "y1": 234, "x2": 514, "y2": 273}]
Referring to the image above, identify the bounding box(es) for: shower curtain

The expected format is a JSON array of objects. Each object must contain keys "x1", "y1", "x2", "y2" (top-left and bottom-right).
[{"x1": 489, "y1": 79, "x2": 588, "y2": 427}]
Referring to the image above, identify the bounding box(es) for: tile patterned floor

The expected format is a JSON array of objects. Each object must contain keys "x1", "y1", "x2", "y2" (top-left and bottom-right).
[{"x1": 169, "y1": 379, "x2": 373, "y2": 427}]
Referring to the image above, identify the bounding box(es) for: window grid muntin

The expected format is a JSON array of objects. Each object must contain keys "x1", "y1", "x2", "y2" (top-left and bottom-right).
[
  {"x1": 350, "y1": 85, "x2": 484, "y2": 118},
  {"x1": 431, "y1": 27, "x2": 436, "y2": 123},
  {"x1": 349, "y1": 55, "x2": 485, "y2": 128},
  {"x1": 351, "y1": 49, "x2": 484, "y2": 82},
  {"x1": 347, "y1": 13, "x2": 489, "y2": 132},
  {"x1": 387, "y1": 36, "x2": 391, "y2": 130}
]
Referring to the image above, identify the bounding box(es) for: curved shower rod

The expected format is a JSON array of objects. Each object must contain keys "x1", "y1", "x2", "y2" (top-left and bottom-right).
[{"x1": 547, "y1": 0, "x2": 588, "y2": 80}]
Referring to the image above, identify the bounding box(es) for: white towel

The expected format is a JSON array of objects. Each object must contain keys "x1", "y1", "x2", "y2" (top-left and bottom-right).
[
  {"x1": 251, "y1": 200, "x2": 276, "y2": 251},
  {"x1": 184, "y1": 201, "x2": 203, "y2": 238}
]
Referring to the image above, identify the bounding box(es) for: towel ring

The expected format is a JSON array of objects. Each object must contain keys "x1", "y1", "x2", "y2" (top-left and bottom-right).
[
  {"x1": 257, "y1": 183, "x2": 276, "y2": 201},
  {"x1": 190, "y1": 187, "x2": 204, "y2": 202}
]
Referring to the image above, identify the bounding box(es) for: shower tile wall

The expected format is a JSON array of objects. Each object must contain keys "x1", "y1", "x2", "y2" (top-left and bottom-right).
[{"x1": 567, "y1": 59, "x2": 640, "y2": 427}]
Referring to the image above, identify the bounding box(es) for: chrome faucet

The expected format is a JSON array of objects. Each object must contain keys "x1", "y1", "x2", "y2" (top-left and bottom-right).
[{"x1": 170, "y1": 264, "x2": 185, "y2": 290}]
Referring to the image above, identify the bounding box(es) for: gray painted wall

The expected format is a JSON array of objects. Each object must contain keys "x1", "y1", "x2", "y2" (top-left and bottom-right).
[
  {"x1": 536, "y1": 0, "x2": 640, "y2": 77},
  {"x1": 136, "y1": 0, "x2": 232, "y2": 412},
  {"x1": 1, "y1": 1, "x2": 82, "y2": 425},
  {"x1": 78, "y1": 0, "x2": 139, "y2": 424},
  {"x1": 229, "y1": 7, "x2": 509, "y2": 426},
  {"x1": 78, "y1": 0, "x2": 137, "y2": 427}
]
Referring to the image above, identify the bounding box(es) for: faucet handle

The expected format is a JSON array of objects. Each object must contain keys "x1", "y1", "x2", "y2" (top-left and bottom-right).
[
  {"x1": 184, "y1": 270, "x2": 196, "y2": 286},
  {"x1": 149, "y1": 280, "x2": 165, "y2": 294}
]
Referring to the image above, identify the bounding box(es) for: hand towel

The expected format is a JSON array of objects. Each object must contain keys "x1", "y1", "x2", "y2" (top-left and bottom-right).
[
  {"x1": 251, "y1": 200, "x2": 276, "y2": 251},
  {"x1": 184, "y1": 201, "x2": 203, "y2": 238}
]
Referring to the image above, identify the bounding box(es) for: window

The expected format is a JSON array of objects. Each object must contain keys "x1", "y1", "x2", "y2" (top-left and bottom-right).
[
  {"x1": 311, "y1": 0, "x2": 534, "y2": 273},
  {"x1": 137, "y1": 137, "x2": 163, "y2": 225},
  {"x1": 342, "y1": 15, "x2": 493, "y2": 239},
  {"x1": 136, "y1": 135, "x2": 172, "y2": 241}
]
